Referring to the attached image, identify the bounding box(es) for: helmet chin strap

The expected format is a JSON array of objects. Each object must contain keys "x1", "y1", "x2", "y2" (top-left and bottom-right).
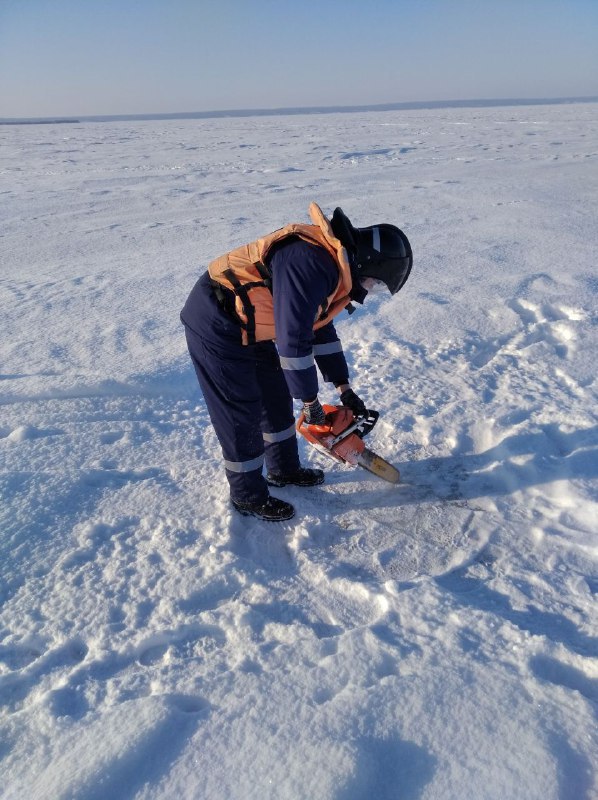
[{"x1": 349, "y1": 279, "x2": 368, "y2": 304}]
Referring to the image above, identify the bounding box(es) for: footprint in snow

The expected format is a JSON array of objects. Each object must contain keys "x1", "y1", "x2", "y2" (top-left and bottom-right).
[
  {"x1": 530, "y1": 654, "x2": 598, "y2": 702},
  {"x1": 0, "y1": 638, "x2": 88, "y2": 714}
]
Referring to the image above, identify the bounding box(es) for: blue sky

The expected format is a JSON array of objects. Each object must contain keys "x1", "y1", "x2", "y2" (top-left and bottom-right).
[{"x1": 1, "y1": 0, "x2": 597, "y2": 117}]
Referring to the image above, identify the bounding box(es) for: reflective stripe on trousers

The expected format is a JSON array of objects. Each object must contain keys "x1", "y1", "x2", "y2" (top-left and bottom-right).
[
  {"x1": 262, "y1": 423, "x2": 296, "y2": 444},
  {"x1": 223, "y1": 454, "x2": 265, "y2": 473}
]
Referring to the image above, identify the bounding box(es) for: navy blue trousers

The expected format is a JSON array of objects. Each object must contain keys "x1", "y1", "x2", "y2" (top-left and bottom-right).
[{"x1": 182, "y1": 274, "x2": 300, "y2": 503}]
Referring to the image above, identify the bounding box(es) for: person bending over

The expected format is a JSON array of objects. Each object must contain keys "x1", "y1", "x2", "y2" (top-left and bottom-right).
[{"x1": 180, "y1": 202, "x2": 412, "y2": 521}]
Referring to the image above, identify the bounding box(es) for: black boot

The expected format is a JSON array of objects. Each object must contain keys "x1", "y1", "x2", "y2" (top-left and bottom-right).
[
  {"x1": 232, "y1": 495, "x2": 295, "y2": 521},
  {"x1": 266, "y1": 467, "x2": 325, "y2": 488}
]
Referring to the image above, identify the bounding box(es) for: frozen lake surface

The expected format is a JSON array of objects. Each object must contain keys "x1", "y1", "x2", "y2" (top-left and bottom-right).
[{"x1": 1, "y1": 102, "x2": 597, "y2": 799}]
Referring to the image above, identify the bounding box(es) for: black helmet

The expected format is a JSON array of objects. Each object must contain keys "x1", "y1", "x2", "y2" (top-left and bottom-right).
[{"x1": 331, "y1": 207, "x2": 413, "y2": 295}]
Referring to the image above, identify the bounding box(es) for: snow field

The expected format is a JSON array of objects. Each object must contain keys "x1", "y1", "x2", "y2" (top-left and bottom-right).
[{"x1": 1, "y1": 103, "x2": 597, "y2": 798}]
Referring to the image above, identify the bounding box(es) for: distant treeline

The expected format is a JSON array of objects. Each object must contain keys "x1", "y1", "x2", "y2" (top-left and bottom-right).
[{"x1": 2, "y1": 96, "x2": 597, "y2": 126}]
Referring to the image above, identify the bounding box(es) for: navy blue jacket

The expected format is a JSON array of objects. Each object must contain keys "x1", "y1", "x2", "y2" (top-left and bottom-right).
[{"x1": 181, "y1": 239, "x2": 351, "y2": 401}]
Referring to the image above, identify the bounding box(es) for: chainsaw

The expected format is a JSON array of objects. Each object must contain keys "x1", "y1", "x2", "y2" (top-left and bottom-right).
[{"x1": 296, "y1": 404, "x2": 400, "y2": 484}]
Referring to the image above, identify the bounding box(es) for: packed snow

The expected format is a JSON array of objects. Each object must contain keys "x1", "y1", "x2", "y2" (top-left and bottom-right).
[{"x1": 1, "y1": 102, "x2": 597, "y2": 799}]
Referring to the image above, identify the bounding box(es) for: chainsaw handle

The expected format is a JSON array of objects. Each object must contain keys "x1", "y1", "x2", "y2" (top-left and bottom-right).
[
  {"x1": 296, "y1": 410, "x2": 334, "y2": 433},
  {"x1": 296, "y1": 404, "x2": 340, "y2": 433},
  {"x1": 297, "y1": 405, "x2": 378, "y2": 433}
]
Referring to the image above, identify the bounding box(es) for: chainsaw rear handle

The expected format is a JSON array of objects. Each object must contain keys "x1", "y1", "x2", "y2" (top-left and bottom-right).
[
  {"x1": 296, "y1": 405, "x2": 379, "y2": 438},
  {"x1": 296, "y1": 403, "x2": 353, "y2": 433},
  {"x1": 296, "y1": 407, "x2": 334, "y2": 433}
]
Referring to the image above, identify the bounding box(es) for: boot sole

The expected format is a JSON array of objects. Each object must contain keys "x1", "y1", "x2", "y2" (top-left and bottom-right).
[
  {"x1": 266, "y1": 475, "x2": 325, "y2": 488},
  {"x1": 233, "y1": 504, "x2": 295, "y2": 522}
]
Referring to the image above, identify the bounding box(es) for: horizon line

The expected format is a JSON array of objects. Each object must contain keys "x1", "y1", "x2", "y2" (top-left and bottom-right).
[{"x1": 2, "y1": 94, "x2": 597, "y2": 124}]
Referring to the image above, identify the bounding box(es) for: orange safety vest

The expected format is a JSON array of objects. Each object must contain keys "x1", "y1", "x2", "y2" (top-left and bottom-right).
[{"x1": 208, "y1": 202, "x2": 354, "y2": 345}]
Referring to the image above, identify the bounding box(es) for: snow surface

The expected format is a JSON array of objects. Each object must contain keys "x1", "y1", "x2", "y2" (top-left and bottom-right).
[{"x1": 1, "y1": 102, "x2": 597, "y2": 800}]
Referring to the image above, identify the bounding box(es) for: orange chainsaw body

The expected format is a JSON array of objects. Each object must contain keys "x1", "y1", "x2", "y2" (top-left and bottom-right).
[
  {"x1": 298, "y1": 404, "x2": 365, "y2": 465},
  {"x1": 296, "y1": 405, "x2": 400, "y2": 482}
]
